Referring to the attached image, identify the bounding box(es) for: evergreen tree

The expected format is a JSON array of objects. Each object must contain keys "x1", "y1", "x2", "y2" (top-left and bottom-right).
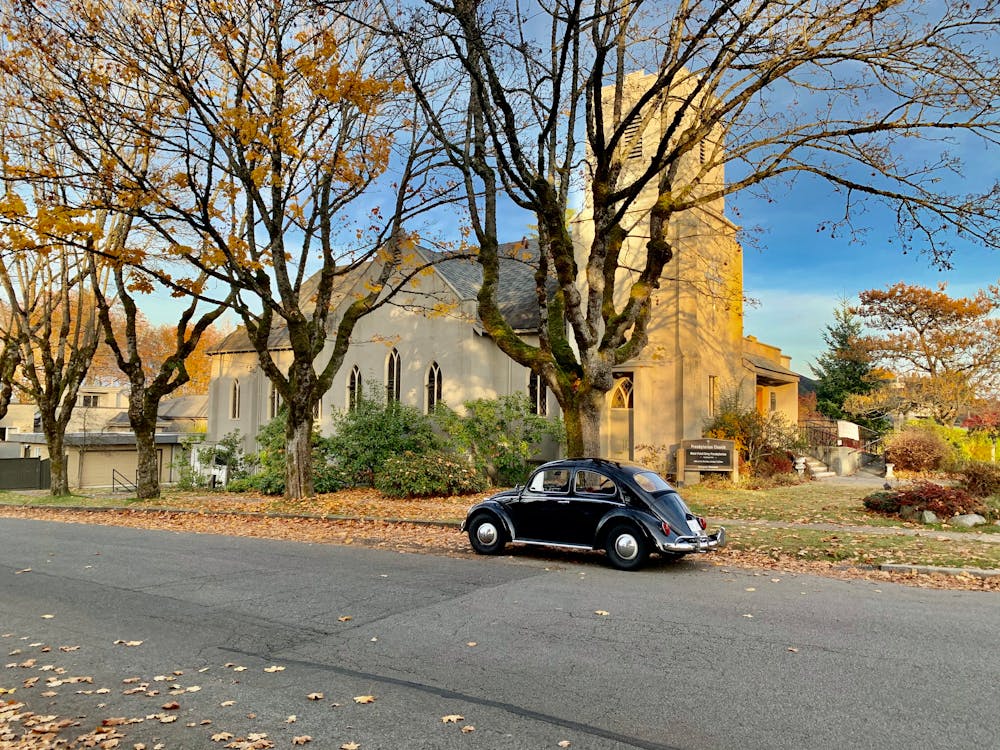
[{"x1": 811, "y1": 302, "x2": 883, "y2": 429}]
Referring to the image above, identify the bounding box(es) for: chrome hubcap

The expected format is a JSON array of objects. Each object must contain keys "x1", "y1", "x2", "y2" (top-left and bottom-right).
[
  {"x1": 614, "y1": 533, "x2": 639, "y2": 560},
  {"x1": 476, "y1": 522, "x2": 498, "y2": 546}
]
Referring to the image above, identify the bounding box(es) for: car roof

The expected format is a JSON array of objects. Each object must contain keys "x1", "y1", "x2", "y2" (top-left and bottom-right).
[{"x1": 534, "y1": 458, "x2": 650, "y2": 476}]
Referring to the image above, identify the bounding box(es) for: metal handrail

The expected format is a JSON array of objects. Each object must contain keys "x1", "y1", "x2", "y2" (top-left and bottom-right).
[
  {"x1": 800, "y1": 419, "x2": 839, "y2": 447},
  {"x1": 112, "y1": 468, "x2": 137, "y2": 494}
]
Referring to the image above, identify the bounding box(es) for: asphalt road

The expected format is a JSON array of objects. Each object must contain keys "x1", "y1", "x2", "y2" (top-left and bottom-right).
[{"x1": 1, "y1": 517, "x2": 998, "y2": 750}]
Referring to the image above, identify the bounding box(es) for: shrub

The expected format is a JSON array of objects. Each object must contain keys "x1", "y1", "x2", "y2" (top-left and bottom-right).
[
  {"x1": 703, "y1": 387, "x2": 802, "y2": 475},
  {"x1": 861, "y1": 490, "x2": 899, "y2": 515},
  {"x1": 328, "y1": 397, "x2": 441, "y2": 486},
  {"x1": 884, "y1": 428, "x2": 952, "y2": 472},
  {"x1": 960, "y1": 461, "x2": 1000, "y2": 498},
  {"x1": 433, "y1": 394, "x2": 563, "y2": 486},
  {"x1": 753, "y1": 451, "x2": 794, "y2": 478},
  {"x1": 863, "y1": 481, "x2": 988, "y2": 519},
  {"x1": 228, "y1": 413, "x2": 349, "y2": 495},
  {"x1": 374, "y1": 451, "x2": 488, "y2": 498}
]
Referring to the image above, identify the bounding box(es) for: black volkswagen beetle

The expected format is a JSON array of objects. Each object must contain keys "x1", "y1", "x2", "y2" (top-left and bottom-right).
[{"x1": 461, "y1": 458, "x2": 725, "y2": 570}]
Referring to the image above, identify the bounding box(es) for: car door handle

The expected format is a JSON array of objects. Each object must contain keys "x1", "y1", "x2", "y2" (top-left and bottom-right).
[{"x1": 557, "y1": 500, "x2": 571, "y2": 504}]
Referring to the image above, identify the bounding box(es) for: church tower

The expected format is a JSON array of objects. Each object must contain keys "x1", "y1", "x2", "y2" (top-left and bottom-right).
[{"x1": 571, "y1": 70, "x2": 746, "y2": 464}]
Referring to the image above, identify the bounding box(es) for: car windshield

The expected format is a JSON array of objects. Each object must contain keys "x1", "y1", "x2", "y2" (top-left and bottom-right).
[{"x1": 633, "y1": 471, "x2": 672, "y2": 494}]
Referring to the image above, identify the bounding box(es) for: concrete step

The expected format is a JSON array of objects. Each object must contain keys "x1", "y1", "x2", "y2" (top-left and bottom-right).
[{"x1": 799, "y1": 456, "x2": 836, "y2": 479}]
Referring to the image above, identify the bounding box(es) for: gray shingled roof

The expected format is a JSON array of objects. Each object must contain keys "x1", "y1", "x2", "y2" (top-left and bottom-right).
[
  {"x1": 435, "y1": 240, "x2": 545, "y2": 331},
  {"x1": 210, "y1": 241, "x2": 549, "y2": 354},
  {"x1": 104, "y1": 395, "x2": 208, "y2": 427}
]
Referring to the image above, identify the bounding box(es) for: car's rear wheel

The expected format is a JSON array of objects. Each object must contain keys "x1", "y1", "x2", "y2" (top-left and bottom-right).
[
  {"x1": 605, "y1": 524, "x2": 648, "y2": 571},
  {"x1": 468, "y1": 514, "x2": 507, "y2": 555}
]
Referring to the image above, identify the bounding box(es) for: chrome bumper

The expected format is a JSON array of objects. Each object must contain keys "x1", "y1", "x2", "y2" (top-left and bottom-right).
[{"x1": 657, "y1": 527, "x2": 726, "y2": 553}]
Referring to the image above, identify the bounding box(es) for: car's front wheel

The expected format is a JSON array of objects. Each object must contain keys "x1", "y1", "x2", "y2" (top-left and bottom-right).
[
  {"x1": 604, "y1": 524, "x2": 649, "y2": 571},
  {"x1": 468, "y1": 514, "x2": 507, "y2": 555}
]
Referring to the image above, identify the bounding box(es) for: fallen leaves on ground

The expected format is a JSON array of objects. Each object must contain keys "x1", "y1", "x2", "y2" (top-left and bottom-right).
[
  {"x1": 2, "y1": 496, "x2": 997, "y2": 592},
  {"x1": 353, "y1": 695, "x2": 375, "y2": 705}
]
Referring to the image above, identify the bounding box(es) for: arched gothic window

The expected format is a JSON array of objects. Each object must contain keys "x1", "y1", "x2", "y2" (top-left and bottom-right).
[
  {"x1": 386, "y1": 348, "x2": 401, "y2": 403},
  {"x1": 528, "y1": 371, "x2": 547, "y2": 416},
  {"x1": 348, "y1": 366, "x2": 362, "y2": 411},
  {"x1": 611, "y1": 375, "x2": 634, "y2": 409},
  {"x1": 426, "y1": 362, "x2": 442, "y2": 413},
  {"x1": 230, "y1": 380, "x2": 241, "y2": 419},
  {"x1": 269, "y1": 383, "x2": 283, "y2": 420}
]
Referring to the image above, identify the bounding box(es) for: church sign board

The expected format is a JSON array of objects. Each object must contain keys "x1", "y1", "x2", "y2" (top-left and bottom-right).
[{"x1": 676, "y1": 438, "x2": 737, "y2": 484}]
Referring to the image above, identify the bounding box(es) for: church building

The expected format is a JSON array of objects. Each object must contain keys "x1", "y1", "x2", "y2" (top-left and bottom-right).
[{"x1": 205, "y1": 71, "x2": 799, "y2": 474}]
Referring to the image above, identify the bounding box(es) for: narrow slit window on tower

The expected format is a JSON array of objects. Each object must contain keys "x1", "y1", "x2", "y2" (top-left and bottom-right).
[{"x1": 622, "y1": 121, "x2": 643, "y2": 160}]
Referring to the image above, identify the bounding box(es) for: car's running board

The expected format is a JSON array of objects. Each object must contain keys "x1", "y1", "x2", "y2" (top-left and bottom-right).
[{"x1": 514, "y1": 539, "x2": 594, "y2": 551}]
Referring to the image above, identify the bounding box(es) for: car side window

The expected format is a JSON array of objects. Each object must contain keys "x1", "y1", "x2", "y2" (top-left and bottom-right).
[
  {"x1": 574, "y1": 470, "x2": 618, "y2": 499},
  {"x1": 528, "y1": 468, "x2": 570, "y2": 493}
]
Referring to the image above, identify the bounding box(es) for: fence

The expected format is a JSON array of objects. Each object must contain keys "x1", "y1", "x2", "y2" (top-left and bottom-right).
[{"x1": 0, "y1": 458, "x2": 51, "y2": 490}]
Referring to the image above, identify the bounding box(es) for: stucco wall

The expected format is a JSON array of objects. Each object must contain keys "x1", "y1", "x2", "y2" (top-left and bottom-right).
[{"x1": 207, "y1": 267, "x2": 556, "y2": 454}]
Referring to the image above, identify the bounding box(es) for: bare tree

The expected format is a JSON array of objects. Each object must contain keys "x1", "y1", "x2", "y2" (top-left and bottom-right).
[{"x1": 386, "y1": 0, "x2": 1000, "y2": 455}]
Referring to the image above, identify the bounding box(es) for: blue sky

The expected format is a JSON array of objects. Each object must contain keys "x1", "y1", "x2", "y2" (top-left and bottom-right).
[{"x1": 737, "y1": 182, "x2": 1000, "y2": 377}]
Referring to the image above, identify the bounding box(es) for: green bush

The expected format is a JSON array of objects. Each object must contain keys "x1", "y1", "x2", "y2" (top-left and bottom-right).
[
  {"x1": 863, "y1": 481, "x2": 988, "y2": 519},
  {"x1": 433, "y1": 394, "x2": 563, "y2": 486},
  {"x1": 884, "y1": 428, "x2": 953, "y2": 472},
  {"x1": 228, "y1": 413, "x2": 348, "y2": 495},
  {"x1": 374, "y1": 450, "x2": 488, "y2": 498},
  {"x1": 328, "y1": 398, "x2": 441, "y2": 486},
  {"x1": 960, "y1": 461, "x2": 1000, "y2": 498}
]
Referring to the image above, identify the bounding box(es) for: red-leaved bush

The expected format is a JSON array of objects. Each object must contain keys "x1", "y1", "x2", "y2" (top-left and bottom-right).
[{"x1": 863, "y1": 481, "x2": 988, "y2": 519}]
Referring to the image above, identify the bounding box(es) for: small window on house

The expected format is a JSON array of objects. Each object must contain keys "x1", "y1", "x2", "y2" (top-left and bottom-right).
[
  {"x1": 348, "y1": 366, "x2": 362, "y2": 411},
  {"x1": 269, "y1": 384, "x2": 282, "y2": 420},
  {"x1": 770, "y1": 391, "x2": 777, "y2": 413},
  {"x1": 230, "y1": 379, "x2": 241, "y2": 419},
  {"x1": 426, "y1": 362, "x2": 442, "y2": 413},
  {"x1": 528, "y1": 371, "x2": 547, "y2": 416},
  {"x1": 386, "y1": 348, "x2": 401, "y2": 403},
  {"x1": 81, "y1": 394, "x2": 100, "y2": 408}
]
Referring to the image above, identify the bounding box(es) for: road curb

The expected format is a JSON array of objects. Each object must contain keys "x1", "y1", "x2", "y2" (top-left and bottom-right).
[{"x1": 878, "y1": 563, "x2": 1000, "y2": 579}]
